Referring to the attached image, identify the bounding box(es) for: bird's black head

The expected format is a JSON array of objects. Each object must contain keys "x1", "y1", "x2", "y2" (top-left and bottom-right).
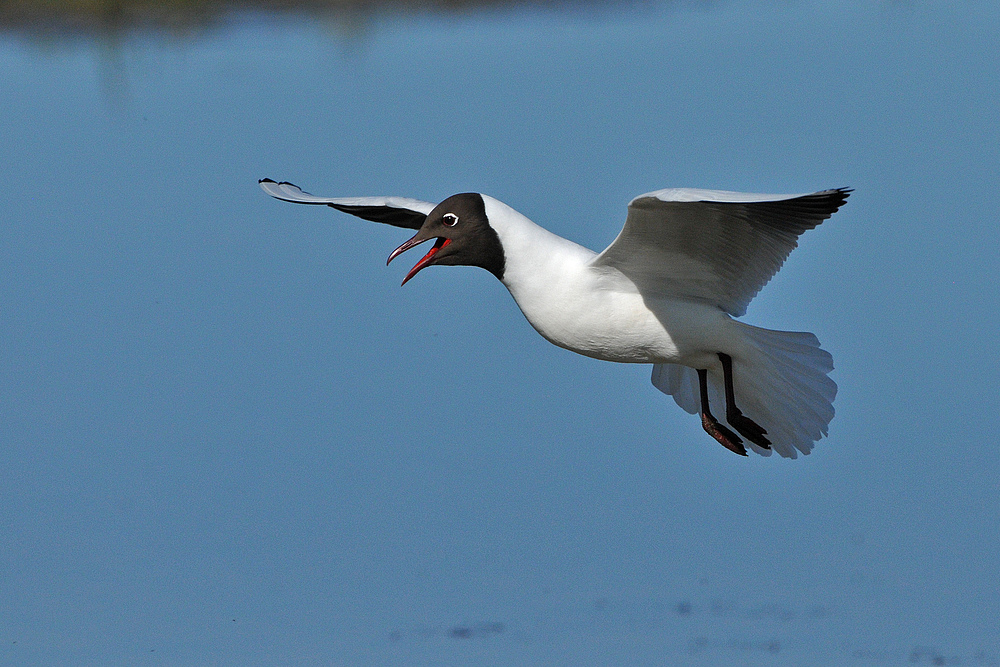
[{"x1": 387, "y1": 193, "x2": 505, "y2": 284}]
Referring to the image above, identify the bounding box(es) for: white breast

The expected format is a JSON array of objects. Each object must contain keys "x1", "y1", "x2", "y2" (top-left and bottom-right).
[{"x1": 482, "y1": 196, "x2": 730, "y2": 365}]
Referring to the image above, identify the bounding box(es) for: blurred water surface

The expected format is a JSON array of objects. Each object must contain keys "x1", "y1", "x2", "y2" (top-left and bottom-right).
[{"x1": 2, "y1": 1, "x2": 999, "y2": 665}]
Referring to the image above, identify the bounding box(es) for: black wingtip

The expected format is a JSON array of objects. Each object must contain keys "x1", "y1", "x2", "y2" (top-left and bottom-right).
[
  {"x1": 832, "y1": 187, "x2": 853, "y2": 211},
  {"x1": 259, "y1": 178, "x2": 300, "y2": 187},
  {"x1": 797, "y1": 187, "x2": 852, "y2": 216}
]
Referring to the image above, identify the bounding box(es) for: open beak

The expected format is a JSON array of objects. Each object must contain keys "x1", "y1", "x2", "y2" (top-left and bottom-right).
[{"x1": 387, "y1": 235, "x2": 452, "y2": 286}]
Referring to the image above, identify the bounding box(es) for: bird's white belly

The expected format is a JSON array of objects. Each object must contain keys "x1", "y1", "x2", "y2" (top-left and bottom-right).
[
  {"x1": 507, "y1": 276, "x2": 733, "y2": 366},
  {"x1": 493, "y1": 222, "x2": 740, "y2": 368},
  {"x1": 533, "y1": 291, "x2": 676, "y2": 363}
]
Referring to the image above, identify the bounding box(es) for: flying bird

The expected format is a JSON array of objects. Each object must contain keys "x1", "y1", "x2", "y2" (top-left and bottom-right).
[{"x1": 260, "y1": 178, "x2": 850, "y2": 458}]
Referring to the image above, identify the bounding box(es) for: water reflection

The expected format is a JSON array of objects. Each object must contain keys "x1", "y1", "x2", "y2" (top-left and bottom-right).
[
  {"x1": 0, "y1": 0, "x2": 637, "y2": 110},
  {"x1": 1, "y1": 0, "x2": 624, "y2": 41}
]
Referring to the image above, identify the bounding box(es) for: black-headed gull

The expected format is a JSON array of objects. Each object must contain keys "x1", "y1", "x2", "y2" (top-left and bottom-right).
[{"x1": 260, "y1": 178, "x2": 850, "y2": 458}]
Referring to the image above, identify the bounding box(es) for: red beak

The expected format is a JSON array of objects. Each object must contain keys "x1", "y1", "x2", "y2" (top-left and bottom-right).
[{"x1": 387, "y1": 236, "x2": 452, "y2": 285}]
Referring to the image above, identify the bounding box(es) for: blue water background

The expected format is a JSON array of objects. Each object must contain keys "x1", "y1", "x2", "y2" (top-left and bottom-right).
[{"x1": 1, "y1": 1, "x2": 998, "y2": 664}]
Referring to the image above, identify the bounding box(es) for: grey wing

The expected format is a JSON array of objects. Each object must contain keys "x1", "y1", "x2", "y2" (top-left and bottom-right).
[
  {"x1": 591, "y1": 187, "x2": 851, "y2": 316},
  {"x1": 259, "y1": 179, "x2": 435, "y2": 230}
]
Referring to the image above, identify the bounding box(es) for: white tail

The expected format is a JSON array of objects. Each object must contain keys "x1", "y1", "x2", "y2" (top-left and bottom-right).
[{"x1": 651, "y1": 323, "x2": 836, "y2": 458}]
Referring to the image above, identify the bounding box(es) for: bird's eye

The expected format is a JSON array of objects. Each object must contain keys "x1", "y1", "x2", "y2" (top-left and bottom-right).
[{"x1": 442, "y1": 213, "x2": 459, "y2": 227}]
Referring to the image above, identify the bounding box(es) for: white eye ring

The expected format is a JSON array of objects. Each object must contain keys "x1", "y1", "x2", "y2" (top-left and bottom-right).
[{"x1": 442, "y1": 213, "x2": 459, "y2": 227}]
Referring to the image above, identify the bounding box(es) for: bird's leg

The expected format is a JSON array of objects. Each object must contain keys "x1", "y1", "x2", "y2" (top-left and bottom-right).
[
  {"x1": 717, "y1": 352, "x2": 771, "y2": 449},
  {"x1": 698, "y1": 368, "x2": 746, "y2": 456}
]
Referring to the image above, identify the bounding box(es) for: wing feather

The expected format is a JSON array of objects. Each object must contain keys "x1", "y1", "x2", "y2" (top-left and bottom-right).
[
  {"x1": 592, "y1": 188, "x2": 850, "y2": 316},
  {"x1": 259, "y1": 179, "x2": 434, "y2": 230}
]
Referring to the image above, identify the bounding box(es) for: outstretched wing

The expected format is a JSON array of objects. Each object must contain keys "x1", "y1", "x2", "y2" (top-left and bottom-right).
[
  {"x1": 259, "y1": 179, "x2": 435, "y2": 230},
  {"x1": 591, "y1": 187, "x2": 850, "y2": 316}
]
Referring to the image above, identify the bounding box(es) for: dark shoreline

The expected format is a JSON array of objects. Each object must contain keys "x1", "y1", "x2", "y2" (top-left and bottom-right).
[{"x1": 1, "y1": 0, "x2": 612, "y2": 39}]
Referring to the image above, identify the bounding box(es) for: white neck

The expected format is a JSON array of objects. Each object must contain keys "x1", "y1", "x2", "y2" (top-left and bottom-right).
[
  {"x1": 483, "y1": 196, "x2": 627, "y2": 349},
  {"x1": 481, "y1": 195, "x2": 597, "y2": 292}
]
